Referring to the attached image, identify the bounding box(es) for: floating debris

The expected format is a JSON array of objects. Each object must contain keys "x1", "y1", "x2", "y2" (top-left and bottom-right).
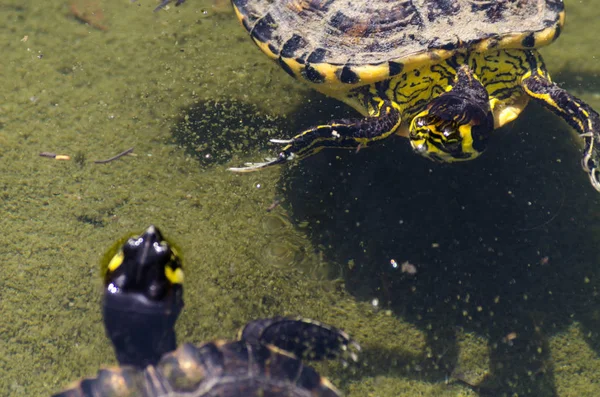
[
  {"x1": 93, "y1": 147, "x2": 134, "y2": 164},
  {"x1": 40, "y1": 147, "x2": 134, "y2": 164},
  {"x1": 39, "y1": 152, "x2": 70, "y2": 160},
  {"x1": 503, "y1": 332, "x2": 518, "y2": 345},
  {"x1": 401, "y1": 261, "x2": 417, "y2": 275},
  {"x1": 266, "y1": 199, "x2": 281, "y2": 212}
]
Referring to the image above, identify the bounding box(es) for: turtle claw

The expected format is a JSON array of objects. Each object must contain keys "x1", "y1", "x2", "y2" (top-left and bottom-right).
[
  {"x1": 227, "y1": 162, "x2": 275, "y2": 173},
  {"x1": 588, "y1": 168, "x2": 600, "y2": 192},
  {"x1": 270, "y1": 138, "x2": 295, "y2": 144},
  {"x1": 228, "y1": 153, "x2": 295, "y2": 173},
  {"x1": 343, "y1": 340, "x2": 362, "y2": 363},
  {"x1": 580, "y1": 133, "x2": 600, "y2": 192}
]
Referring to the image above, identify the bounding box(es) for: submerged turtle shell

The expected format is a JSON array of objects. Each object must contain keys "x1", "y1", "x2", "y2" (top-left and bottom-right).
[
  {"x1": 58, "y1": 340, "x2": 340, "y2": 396},
  {"x1": 232, "y1": 0, "x2": 565, "y2": 89}
]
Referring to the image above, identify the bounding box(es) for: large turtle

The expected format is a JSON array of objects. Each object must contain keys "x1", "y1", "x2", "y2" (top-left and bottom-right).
[
  {"x1": 225, "y1": 0, "x2": 600, "y2": 192},
  {"x1": 54, "y1": 226, "x2": 359, "y2": 397}
]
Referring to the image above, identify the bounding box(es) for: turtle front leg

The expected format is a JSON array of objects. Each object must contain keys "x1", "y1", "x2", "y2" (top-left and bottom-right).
[
  {"x1": 228, "y1": 98, "x2": 402, "y2": 172},
  {"x1": 521, "y1": 51, "x2": 600, "y2": 192},
  {"x1": 239, "y1": 317, "x2": 360, "y2": 362}
]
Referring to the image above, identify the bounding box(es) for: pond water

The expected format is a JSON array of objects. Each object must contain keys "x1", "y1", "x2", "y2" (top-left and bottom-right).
[{"x1": 1, "y1": 1, "x2": 600, "y2": 396}]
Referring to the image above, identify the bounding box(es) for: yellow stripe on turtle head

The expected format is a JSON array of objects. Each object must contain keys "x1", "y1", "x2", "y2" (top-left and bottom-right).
[
  {"x1": 165, "y1": 266, "x2": 184, "y2": 285},
  {"x1": 458, "y1": 123, "x2": 476, "y2": 156},
  {"x1": 107, "y1": 251, "x2": 124, "y2": 272}
]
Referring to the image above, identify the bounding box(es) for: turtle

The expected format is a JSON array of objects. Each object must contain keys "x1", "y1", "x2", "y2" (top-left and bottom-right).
[
  {"x1": 226, "y1": 0, "x2": 600, "y2": 192},
  {"x1": 54, "y1": 226, "x2": 360, "y2": 397}
]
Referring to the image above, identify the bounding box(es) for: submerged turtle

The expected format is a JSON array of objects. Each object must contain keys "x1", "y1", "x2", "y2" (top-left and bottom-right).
[
  {"x1": 227, "y1": 0, "x2": 600, "y2": 192},
  {"x1": 54, "y1": 226, "x2": 359, "y2": 397}
]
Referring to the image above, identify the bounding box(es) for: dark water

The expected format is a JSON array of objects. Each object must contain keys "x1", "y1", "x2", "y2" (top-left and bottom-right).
[{"x1": 1, "y1": 1, "x2": 600, "y2": 396}]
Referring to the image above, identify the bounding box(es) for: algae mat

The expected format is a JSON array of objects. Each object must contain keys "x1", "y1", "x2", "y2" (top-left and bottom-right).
[{"x1": 0, "y1": 1, "x2": 600, "y2": 396}]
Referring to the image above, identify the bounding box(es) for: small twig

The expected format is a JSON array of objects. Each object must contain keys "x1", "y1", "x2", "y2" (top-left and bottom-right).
[
  {"x1": 130, "y1": 0, "x2": 186, "y2": 12},
  {"x1": 93, "y1": 147, "x2": 134, "y2": 164},
  {"x1": 266, "y1": 199, "x2": 281, "y2": 212}
]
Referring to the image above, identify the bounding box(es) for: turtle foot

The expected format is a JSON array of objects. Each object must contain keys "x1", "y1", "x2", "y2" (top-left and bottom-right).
[{"x1": 228, "y1": 152, "x2": 294, "y2": 173}]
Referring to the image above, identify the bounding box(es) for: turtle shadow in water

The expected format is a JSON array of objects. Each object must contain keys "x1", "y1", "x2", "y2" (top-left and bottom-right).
[
  {"x1": 171, "y1": 98, "x2": 288, "y2": 168},
  {"x1": 276, "y1": 97, "x2": 600, "y2": 396},
  {"x1": 170, "y1": 96, "x2": 350, "y2": 169}
]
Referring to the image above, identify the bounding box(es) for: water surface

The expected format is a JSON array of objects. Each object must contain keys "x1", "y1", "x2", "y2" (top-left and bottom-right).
[{"x1": 1, "y1": 1, "x2": 600, "y2": 396}]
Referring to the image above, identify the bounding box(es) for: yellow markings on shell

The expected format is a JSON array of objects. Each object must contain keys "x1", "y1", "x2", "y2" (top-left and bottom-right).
[
  {"x1": 163, "y1": 345, "x2": 206, "y2": 387},
  {"x1": 471, "y1": 13, "x2": 563, "y2": 54},
  {"x1": 289, "y1": 49, "x2": 458, "y2": 93},
  {"x1": 252, "y1": 38, "x2": 279, "y2": 60},
  {"x1": 533, "y1": 24, "x2": 559, "y2": 47},
  {"x1": 232, "y1": 4, "x2": 245, "y2": 30},
  {"x1": 347, "y1": 63, "x2": 389, "y2": 85},
  {"x1": 281, "y1": 57, "x2": 304, "y2": 77},
  {"x1": 429, "y1": 48, "x2": 456, "y2": 62},
  {"x1": 107, "y1": 251, "x2": 124, "y2": 272},
  {"x1": 98, "y1": 369, "x2": 132, "y2": 395},
  {"x1": 309, "y1": 63, "x2": 339, "y2": 84},
  {"x1": 557, "y1": 10, "x2": 566, "y2": 31},
  {"x1": 475, "y1": 34, "x2": 520, "y2": 51},
  {"x1": 394, "y1": 51, "x2": 453, "y2": 75},
  {"x1": 234, "y1": 0, "x2": 564, "y2": 97},
  {"x1": 165, "y1": 266, "x2": 184, "y2": 285}
]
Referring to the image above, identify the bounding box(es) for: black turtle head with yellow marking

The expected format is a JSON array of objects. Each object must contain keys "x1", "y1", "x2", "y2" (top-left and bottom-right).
[
  {"x1": 102, "y1": 225, "x2": 184, "y2": 369},
  {"x1": 104, "y1": 225, "x2": 183, "y2": 300},
  {"x1": 408, "y1": 65, "x2": 495, "y2": 163}
]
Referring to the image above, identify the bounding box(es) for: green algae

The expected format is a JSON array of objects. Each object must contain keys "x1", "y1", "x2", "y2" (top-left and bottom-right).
[{"x1": 0, "y1": 1, "x2": 600, "y2": 397}]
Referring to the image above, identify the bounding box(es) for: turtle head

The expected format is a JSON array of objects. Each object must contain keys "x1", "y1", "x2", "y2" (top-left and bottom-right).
[
  {"x1": 408, "y1": 66, "x2": 494, "y2": 162},
  {"x1": 102, "y1": 225, "x2": 184, "y2": 368},
  {"x1": 103, "y1": 225, "x2": 183, "y2": 300}
]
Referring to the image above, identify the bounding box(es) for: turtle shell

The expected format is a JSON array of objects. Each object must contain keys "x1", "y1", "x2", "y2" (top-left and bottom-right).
[
  {"x1": 232, "y1": 0, "x2": 565, "y2": 91},
  {"x1": 55, "y1": 341, "x2": 340, "y2": 397}
]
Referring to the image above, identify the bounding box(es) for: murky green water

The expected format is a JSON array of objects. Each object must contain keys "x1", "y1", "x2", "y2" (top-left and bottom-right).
[{"x1": 1, "y1": 1, "x2": 600, "y2": 396}]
